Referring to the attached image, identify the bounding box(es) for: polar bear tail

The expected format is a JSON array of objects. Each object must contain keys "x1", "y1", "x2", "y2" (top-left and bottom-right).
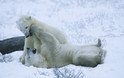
[{"x1": 97, "y1": 39, "x2": 101, "y2": 47}]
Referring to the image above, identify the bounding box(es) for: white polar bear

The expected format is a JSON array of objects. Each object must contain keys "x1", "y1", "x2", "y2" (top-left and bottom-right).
[
  {"x1": 16, "y1": 16, "x2": 67, "y2": 64},
  {"x1": 25, "y1": 48, "x2": 48, "y2": 68},
  {"x1": 25, "y1": 25, "x2": 106, "y2": 68}
]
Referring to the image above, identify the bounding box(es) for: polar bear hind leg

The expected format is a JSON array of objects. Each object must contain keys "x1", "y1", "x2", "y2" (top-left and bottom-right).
[{"x1": 73, "y1": 55, "x2": 99, "y2": 67}]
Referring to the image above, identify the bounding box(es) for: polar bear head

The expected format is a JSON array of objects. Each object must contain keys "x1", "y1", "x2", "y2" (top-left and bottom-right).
[
  {"x1": 25, "y1": 48, "x2": 48, "y2": 68},
  {"x1": 16, "y1": 16, "x2": 34, "y2": 37}
]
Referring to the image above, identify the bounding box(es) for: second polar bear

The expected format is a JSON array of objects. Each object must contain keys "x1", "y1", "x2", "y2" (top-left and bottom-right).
[
  {"x1": 25, "y1": 48, "x2": 48, "y2": 68},
  {"x1": 16, "y1": 16, "x2": 67, "y2": 64},
  {"x1": 25, "y1": 25, "x2": 106, "y2": 68}
]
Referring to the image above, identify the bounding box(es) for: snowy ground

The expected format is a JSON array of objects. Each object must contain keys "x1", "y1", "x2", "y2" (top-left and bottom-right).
[{"x1": 0, "y1": 0, "x2": 124, "y2": 78}]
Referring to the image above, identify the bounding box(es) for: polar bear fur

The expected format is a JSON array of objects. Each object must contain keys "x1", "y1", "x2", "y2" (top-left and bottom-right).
[
  {"x1": 16, "y1": 16, "x2": 67, "y2": 64},
  {"x1": 25, "y1": 25, "x2": 106, "y2": 68},
  {"x1": 25, "y1": 48, "x2": 48, "y2": 68}
]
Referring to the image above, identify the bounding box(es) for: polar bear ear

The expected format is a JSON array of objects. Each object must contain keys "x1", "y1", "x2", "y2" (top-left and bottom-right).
[{"x1": 26, "y1": 16, "x2": 31, "y2": 20}]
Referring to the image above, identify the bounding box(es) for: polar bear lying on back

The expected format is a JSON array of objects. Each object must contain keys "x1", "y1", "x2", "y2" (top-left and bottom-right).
[
  {"x1": 25, "y1": 25, "x2": 106, "y2": 68},
  {"x1": 16, "y1": 16, "x2": 67, "y2": 64}
]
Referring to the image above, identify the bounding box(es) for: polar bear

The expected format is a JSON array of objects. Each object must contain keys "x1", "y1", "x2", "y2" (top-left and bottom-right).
[
  {"x1": 25, "y1": 48, "x2": 48, "y2": 68},
  {"x1": 26, "y1": 25, "x2": 106, "y2": 68},
  {"x1": 16, "y1": 16, "x2": 67, "y2": 64}
]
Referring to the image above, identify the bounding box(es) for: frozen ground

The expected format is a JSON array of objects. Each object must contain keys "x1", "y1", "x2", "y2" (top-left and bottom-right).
[{"x1": 0, "y1": 0, "x2": 124, "y2": 78}]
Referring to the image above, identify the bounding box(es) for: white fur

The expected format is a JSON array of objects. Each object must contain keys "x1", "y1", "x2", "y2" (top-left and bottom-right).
[
  {"x1": 25, "y1": 48, "x2": 48, "y2": 68},
  {"x1": 26, "y1": 26, "x2": 106, "y2": 68},
  {"x1": 16, "y1": 16, "x2": 67, "y2": 64}
]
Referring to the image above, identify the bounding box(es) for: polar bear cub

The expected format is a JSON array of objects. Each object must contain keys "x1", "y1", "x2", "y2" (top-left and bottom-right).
[
  {"x1": 26, "y1": 25, "x2": 106, "y2": 68},
  {"x1": 16, "y1": 16, "x2": 67, "y2": 64}
]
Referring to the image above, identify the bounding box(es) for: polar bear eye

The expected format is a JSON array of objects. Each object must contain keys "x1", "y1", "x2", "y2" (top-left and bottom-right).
[
  {"x1": 32, "y1": 49, "x2": 36, "y2": 54},
  {"x1": 25, "y1": 27, "x2": 28, "y2": 29}
]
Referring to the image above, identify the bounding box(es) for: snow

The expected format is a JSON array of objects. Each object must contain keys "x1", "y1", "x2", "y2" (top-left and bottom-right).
[{"x1": 0, "y1": 0, "x2": 124, "y2": 78}]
